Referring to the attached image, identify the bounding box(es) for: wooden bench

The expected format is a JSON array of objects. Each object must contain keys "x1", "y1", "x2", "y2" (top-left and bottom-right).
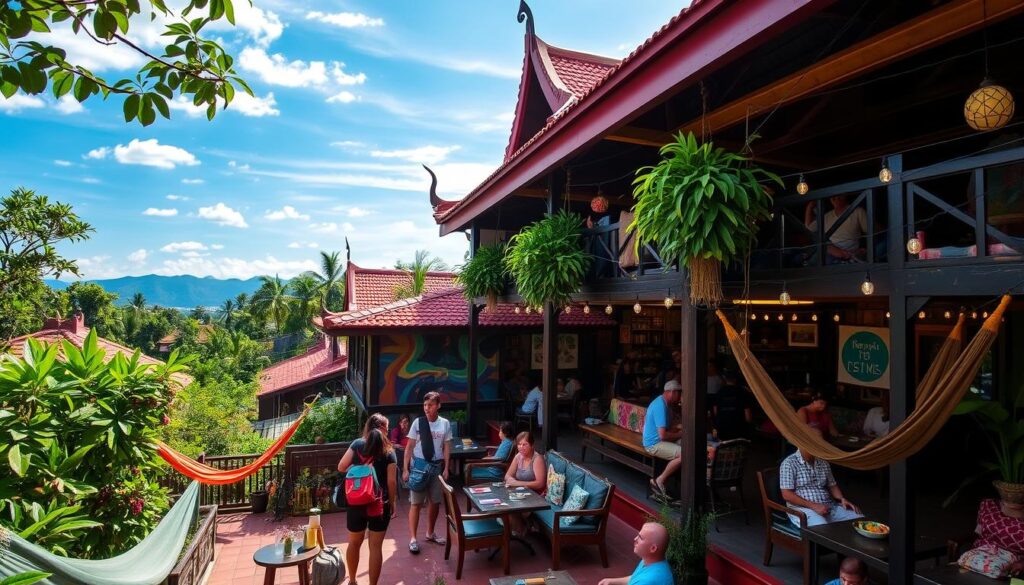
[{"x1": 579, "y1": 398, "x2": 665, "y2": 479}]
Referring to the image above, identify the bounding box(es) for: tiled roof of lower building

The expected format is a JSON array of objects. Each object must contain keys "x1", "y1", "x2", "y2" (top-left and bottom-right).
[{"x1": 257, "y1": 338, "x2": 347, "y2": 397}]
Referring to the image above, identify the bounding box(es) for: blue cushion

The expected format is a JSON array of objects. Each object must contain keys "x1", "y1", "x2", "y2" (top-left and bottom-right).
[
  {"x1": 770, "y1": 511, "x2": 801, "y2": 538},
  {"x1": 547, "y1": 451, "x2": 568, "y2": 476},
  {"x1": 532, "y1": 507, "x2": 599, "y2": 534},
  {"x1": 559, "y1": 485, "x2": 590, "y2": 527},
  {"x1": 463, "y1": 518, "x2": 504, "y2": 538},
  {"x1": 563, "y1": 461, "x2": 586, "y2": 492},
  {"x1": 580, "y1": 473, "x2": 609, "y2": 525},
  {"x1": 469, "y1": 466, "x2": 504, "y2": 481}
]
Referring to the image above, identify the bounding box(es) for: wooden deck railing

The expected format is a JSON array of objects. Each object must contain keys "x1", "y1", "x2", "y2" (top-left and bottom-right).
[
  {"x1": 166, "y1": 504, "x2": 217, "y2": 585},
  {"x1": 160, "y1": 453, "x2": 284, "y2": 513}
]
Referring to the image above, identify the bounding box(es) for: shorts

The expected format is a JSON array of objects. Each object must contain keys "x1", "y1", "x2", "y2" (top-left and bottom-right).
[
  {"x1": 347, "y1": 501, "x2": 391, "y2": 533},
  {"x1": 645, "y1": 441, "x2": 681, "y2": 460},
  {"x1": 408, "y1": 475, "x2": 442, "y2": 505}
]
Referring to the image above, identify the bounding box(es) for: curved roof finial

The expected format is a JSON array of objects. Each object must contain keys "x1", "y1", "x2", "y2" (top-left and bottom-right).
[
  {"x1": 423, "y1": 164, "x2": 444, "y2": 208},
  {"x1": 517, "y1": 0, "x2": 535, "y2": 37}
]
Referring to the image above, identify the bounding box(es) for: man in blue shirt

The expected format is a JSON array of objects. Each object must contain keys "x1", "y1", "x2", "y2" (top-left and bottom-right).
[
  {"x1": 598, "y1": 522, "x2": 674, "y2": 585},
  {"x1": 642, "y1": 380, "x2": 683, "y2": 498},
  {"x1": 825, "y1": 557, "x2": 869, "y2": 585}
]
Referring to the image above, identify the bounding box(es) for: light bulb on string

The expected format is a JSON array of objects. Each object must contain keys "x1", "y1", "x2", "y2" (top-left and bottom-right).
[
  {"x1": 885, "y1": 311, "x2": 891, "y2": 319},
  {"x1": 860, "y1": 273, "x2": 874, "y2": 296},
  {"x1": 944, "y1": 310, "x2": 952, "y2": 319},
  {"x1": 583, "y1": 303, "x2": 591, "y2": 315},
  {"x1": 918, "y1": 311, "x2": 926, "y2": 319},
  {"x1": 983, "y1": 311, "x2": 989, "y2": 318},
  {"x1": 604, "y1": 304, "x2": 613, "y2": 316},
  {"x1": 971, "y1": 311, "x2": 978, "y2": 319},
  {"x1": 791, "y1": 314, "x2": 798, "y2": 321},
  {"x1": 763, "y1": 314, "x2": 769, "y2": 321},
  {"x1": 777, "y1": 313, "x2": 784, "y2": 321},
  {"x1": 750, "y1": 313, "x2": 757, "y2": 321},
  {"x1": 514, "y1": 304, "x2": 521, "y2": 314},
  {"x1": 833, "y1": 314, "x2": 840, "y2": 322},
  {"x1": 633, "y1": 299, "x2": 642, "y2": 314},
  {"x1": 796, "y1": 174, "x2": 809, "y2": 195},
  {"x1": 564, "y1": 305, "x2": 572, "y2": 314},
  {"x1": 779, "y1": 288, "x2": 791, "y2": 305},
  {"x1": 811, "y1": 314, "x2": 818, "y2": 322},
  {"x1": 879, "y1": 159, "x2": 893, "y2": 183},
  {"x1": 907, "y1": 236, "x2": 923, "y2": 255},
  {"x1": 525, "y1": 305, "x2": 532, "y2": 314}
]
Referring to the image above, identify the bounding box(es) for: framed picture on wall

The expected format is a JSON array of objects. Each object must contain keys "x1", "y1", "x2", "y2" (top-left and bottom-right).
[{"x1": 787, "y1": 323, "x2": 818, "y2": 347}]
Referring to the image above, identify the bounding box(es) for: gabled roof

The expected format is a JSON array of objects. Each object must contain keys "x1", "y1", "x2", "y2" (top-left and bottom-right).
[
  {"x1": 344, "y1": 261, "x2": 456, "y2": 311},
  {"x1": 257, "y1": 337, "x2": 347, "y2": 397},
  {"x1": 316, "y1": 286, "x2": 616, "y2": 334}
]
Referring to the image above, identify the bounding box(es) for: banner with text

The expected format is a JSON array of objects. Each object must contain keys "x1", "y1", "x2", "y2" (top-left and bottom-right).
[{"x1": 837, "y1": 326, "x2": 891, "y2": 389}]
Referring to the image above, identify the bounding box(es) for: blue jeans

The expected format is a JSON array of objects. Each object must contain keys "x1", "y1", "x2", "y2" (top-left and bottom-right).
[{"x1": 788, "y1": 503, "x2": 863, "y2": 526}]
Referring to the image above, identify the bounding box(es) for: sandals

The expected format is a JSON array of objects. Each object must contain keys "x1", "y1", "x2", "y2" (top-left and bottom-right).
[
  {"x1": 649, "y1": 479, "x2": 667, "y2": 497},
  {"x1": 425, "y1": 533, "x2": 447, "y2": 545},
  {"x1": 409, "y1": 539, "x2": 420, "y2": 554}
]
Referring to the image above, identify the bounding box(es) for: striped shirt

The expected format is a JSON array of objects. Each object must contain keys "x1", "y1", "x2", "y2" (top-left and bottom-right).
[{"x1": 779, "y1": 451, "x2": 836, "y2": 505}]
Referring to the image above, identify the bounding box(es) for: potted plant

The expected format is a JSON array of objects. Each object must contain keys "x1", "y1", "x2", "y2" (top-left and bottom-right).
[
  {"x1": 629, "y1": 132, "x2": 780, "y2": 306},
  {"x1": 447, "y1": 409, "x2": 467, "y2": 438},
  {"x1": 954, "y1": 382, "x2": 1024, "y2": 518},
  {"x1": 652, "y1": 505, "x2": 714, "y2": 585},
  {"x1": 457, "y1": 242, "x2": 508, "y2": 312},
  {"x1": 504, "y1": 210, "x2": 592, "y2": 310}
]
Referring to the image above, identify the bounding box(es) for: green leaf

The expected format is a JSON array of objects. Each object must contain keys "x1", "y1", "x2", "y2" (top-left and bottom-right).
[
  {"x1": 0, "y1": 571, "x2": 53, "y2": 585},
  {"x1": 8, "y1": 444, "x2": 24, "y2": 476},
  {"x1": 123, "y1": 93, "x2": 140, "y2": 122}
]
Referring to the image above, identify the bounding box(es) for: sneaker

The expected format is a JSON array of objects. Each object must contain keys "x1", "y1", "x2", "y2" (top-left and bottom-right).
[{"x1": 409, "y1": 539, "x2": 420, "y2": 554}]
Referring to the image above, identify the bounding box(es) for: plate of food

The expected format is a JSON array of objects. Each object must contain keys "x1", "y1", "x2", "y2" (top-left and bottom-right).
[{"x1": 853, "y1": 520, "x2": 889, "y2": 539}]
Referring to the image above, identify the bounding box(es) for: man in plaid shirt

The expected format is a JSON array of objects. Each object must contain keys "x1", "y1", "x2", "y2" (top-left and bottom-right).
[{"x1": 779, "y1": 448, "x2": 862, "y2": 526}]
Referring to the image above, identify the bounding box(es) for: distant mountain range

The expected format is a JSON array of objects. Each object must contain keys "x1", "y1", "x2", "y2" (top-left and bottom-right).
[{"x1": 45, "y1": 275, "x2": 267, "y2": 308}]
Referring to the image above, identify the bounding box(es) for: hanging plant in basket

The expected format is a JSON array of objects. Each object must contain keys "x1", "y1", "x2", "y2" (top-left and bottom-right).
[
  {"x1": 456, "y1": 242, "x2": 508, "y2": 312},
  {"x1": 504, "y1": 210, "x2": 592, "y2": 310},
  {"x1": 629, "y1": 132, "x2": 780, "y2": 306}
]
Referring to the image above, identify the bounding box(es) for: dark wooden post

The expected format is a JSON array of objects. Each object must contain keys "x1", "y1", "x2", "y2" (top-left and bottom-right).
[
  {"x1": 885, "y1": 154, "x2": 915, "y2": 585},
  {"x1": 542, "y1": 170, "x2": 564, "y2": 450},
  {"x1": 678, "y1": 278, "x2": 706, "y2": 512},
  {"x1": 467, "y1": 303, "x2": 481, "y2": 438}
]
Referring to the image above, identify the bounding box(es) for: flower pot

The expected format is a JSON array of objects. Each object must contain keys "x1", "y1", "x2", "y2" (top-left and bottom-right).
[
  {"x1": 687, "y1": 257, "x2": 722, "y2": 306},
  {"x1": 251, "y1": 490, "x2": 269, "y2": 514},
  {"x1": 994, "y1": 480, "x2": 1024, "y2": 519}
]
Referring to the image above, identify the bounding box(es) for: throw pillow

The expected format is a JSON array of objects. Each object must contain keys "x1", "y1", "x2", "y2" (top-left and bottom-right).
[
  {"x1": 546, "y1": 465, "x2": 566, "y2": 506},
  {"x1": 560, "y1": 485, "x2": 590, "y2": 527}
]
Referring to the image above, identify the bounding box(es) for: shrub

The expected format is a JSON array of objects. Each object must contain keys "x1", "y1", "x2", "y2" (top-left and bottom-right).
[
  {"x1": 504, "y1": 210, "x2": 591, "y2": 310},
  {"x1": 291, "y1": 397, "x2": 359, "y2": 445}
]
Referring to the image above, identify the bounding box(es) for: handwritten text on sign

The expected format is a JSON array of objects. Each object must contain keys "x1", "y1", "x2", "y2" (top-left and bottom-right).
[{"x1": 837, "y1": 326, "x2": 890, "y2": 389}]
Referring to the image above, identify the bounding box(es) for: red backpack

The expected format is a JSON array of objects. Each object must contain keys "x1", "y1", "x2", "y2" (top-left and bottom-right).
[{"x1": 345, "y1": 452, "x2": 382, "y2": 510}]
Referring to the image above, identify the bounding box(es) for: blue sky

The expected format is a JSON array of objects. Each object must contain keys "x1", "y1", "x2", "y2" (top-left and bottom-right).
[{"x1": 1, "y1": 1, "x2": 685, "y2": 280}]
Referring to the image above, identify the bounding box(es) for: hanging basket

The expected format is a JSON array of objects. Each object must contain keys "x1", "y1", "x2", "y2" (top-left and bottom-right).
[{"x1": 687, "y1": 257, "x2": 722, "y2": 306}]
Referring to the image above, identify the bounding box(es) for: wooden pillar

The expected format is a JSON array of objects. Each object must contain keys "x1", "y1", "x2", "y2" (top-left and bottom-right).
[
  {"x1": 886, "y1": 154, "x2": 915, "y2": 585},
  {"x1": 678, "y1": 278, "x2": 706, "y2": 512},
  {"x1": 467, "y1": 303, "x2": 481, "y2": 438},
  {"x1": 542, "y1": 302, "x2": 559, "y2": 450}
]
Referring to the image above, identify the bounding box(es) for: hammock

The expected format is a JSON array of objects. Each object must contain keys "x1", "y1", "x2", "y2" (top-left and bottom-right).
[
  {"x1": 717, "y1": 294, "x2": 1011, "y2": 470},
  {"x1": 156, "y1": 400, "x2": 312, "y2": 485},
  {"x1": 0, "y1": 482, "x2": 198, "y2": 585}
]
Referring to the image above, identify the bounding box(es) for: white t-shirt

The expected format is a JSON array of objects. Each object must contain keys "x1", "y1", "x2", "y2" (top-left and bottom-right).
[
  {"x1": 408, "y1": 416, "x2": 451, "y2": 462},
  {"x1": 808, "y1": 207, "x2": 868, "y2": 251},
  {"x1": 862, "y1": 407, "x2": 889, "y2": 437},
  {"x1": 707, "y1": 374, "x2": 723, "y2": 395},
  {"x1": 564, "y1": 378, "x2": 582, "y2": 397},
  {"x1": 522, "y1": 386, "x2": 543, "y2": 425}
]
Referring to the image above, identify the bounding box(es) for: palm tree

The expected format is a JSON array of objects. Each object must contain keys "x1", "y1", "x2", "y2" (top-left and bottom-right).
[
  {"x1": 306, "y1": 250, "x2": 345, "y2": 310},
  {"x1": 288, "y1": 274, "x2": 320, "y2": 329},
  {"x1": 251, "y1": 275, "x2": 293, "y2": 332},
  {"x1": 393, "y1": 249, "x2": 448, "y2": 299},
  {"x1": 129, "y1": 292, "x2": 147, "y2": 315},
  {"x1": 217, "y1": 299, "x2": 236, "y2": 329}
]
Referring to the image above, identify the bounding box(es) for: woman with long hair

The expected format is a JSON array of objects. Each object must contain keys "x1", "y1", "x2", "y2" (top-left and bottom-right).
[
  {"x1": 503, "y1": 431, "x2": 547, "y2": 537},
  {"x1": 337, "y1": 413, "x2": 399, "y2": 585}
]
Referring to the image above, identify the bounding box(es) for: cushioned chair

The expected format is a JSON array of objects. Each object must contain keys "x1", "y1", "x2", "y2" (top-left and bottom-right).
[
  {"x1": 463, "y1": 444, "x2": 517, "y2": 509},
  {"x1": 514, "y1": 407, "x2": 536, "y2": 434},
  {"x1": 439, "y1": 477, "x2": 510, "y2": 580},
  {"x1": 707, "y1": 438, "x2": 751, "y2": 531},
  {"x1": 756, "y1": 467, "x2": 809, "y2": 583}
]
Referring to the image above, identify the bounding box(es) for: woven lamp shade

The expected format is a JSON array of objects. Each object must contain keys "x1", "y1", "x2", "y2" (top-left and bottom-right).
[
  {"x1": 964, "y1": 82, "x2": 1015, "y2": 131},
  {"x1": 590, "y1": 195, "x2": 609, "y2": 213}
]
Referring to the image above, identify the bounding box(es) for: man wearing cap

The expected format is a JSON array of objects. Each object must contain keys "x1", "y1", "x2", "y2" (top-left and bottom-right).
[{"x1": 642, "y1": 379, "x2": 683, "y2": 498}]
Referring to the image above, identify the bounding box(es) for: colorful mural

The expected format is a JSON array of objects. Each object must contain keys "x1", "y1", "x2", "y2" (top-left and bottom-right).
[{"x1": 375, "y1": 334, "x2": 500, "y2": 405}]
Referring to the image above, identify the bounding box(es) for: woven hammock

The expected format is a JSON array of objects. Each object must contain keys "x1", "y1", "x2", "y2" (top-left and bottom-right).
[
  {"x1": 156, "y1": 401, "x2": 312, "y2": 485},
  {"x1": 716, "y1": 294, "x2": 1011, "y2": 470},
  {"x1": 0, "y1": 482, "x2": 198, "y2": 585}
]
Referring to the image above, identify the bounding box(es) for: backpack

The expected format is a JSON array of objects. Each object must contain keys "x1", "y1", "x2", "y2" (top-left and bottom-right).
[
  {"x1": 345, "y1": 451, "x2": 381, "y2": 507},
  {"x1": 311, "y1": 546, "x2": 344, "y2": 585}
]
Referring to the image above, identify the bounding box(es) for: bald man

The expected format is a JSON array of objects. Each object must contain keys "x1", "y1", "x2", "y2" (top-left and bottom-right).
[{"x1": 598, "y1": 522, "x2": 674, "y2": 585}]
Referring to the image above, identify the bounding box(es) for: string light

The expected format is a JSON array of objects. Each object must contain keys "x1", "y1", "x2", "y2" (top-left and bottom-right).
[
  {"x1": 538, "y1": 305, "x2": 544, "y2": 315},
  {"x1": 525, "y1": 306, "x2": 532, "y2": 314},
  {"x1": 796, "y1": 174, "x2": 809, "y2": 195},
  {"x1": 633, "y1": 298, "x2": 642, "y2": 314},
  {"x1": 605, "y1": 304, "x2": 613, "y2": 315},
  {"x1": 983, "y1": 311, "x2": 989, "y2": 318},
  {"x1": 791, "y1": 314, "x2": 798, "y2": 321},
  {"x1": 583, "y1": 303, "x2": 591, "y2": 315},
  {"x1": 833, "y1": 314, "x2": 840, "y2": 322},
  {"x1": 878, "y1": 158, "x2": 893, "y2": 183},
  {"x1": 971, "y1": 311, "x2": 978, "y2": 319},
  {"x1": 777, "y1": 313, "x2": 784, "y2": 321},
  {"x1": 514, "y1": 304, "x2": 521, "y2": 314},
  {"x1": 779, "y1": 288, "x2": 791, "y2": 305},
  {"x1": 763, "y1": 314, "x2": 769, "y2": 321},
  {"x1": 664, "y1": 289, "x2": 674, "y2": 309},
  {"x1": 564, "y1": 305, "x2": 572, "y2": 314},
  {"x1": 811, "y1": 314, "x2": 818, "y2": 322},
  {"x1": 907, "y1": 236, "x2": 923, "y2": 255},
  {"x1": 750, "y1": 313, "x2": 757, "y2": 320},
  {"x1": 885, "y1": 311, "x2": 891, "y2": 319},
  {"x1": 944, "y1": 310, "x2": 952, "y2": 319},
  {"x1": 860, "y1": 272, "x2": 874, "y2": 296},
  {"x1": 918, "y1": 311, "x2": 926, "y2": 319}
]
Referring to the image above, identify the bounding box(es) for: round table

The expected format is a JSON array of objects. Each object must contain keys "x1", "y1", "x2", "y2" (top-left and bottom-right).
[{"x1": 253, "y1": 543, "x2": 320, "y2": 585}]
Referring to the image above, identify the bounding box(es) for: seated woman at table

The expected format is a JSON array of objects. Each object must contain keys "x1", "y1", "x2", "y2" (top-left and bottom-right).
[
  {"x1": 563, "y1": 374, "x2": 582, "y2": 397},
  {"x1": 503, "y1": 431, "x2": 547, "y2": 536},
  {"x1": 389, "y1": 413, "x2": 412, "y2": 448},
  {"x1": 797, "y1": 391, "x2": 839, "y2": 439},
  {"x1": 468, "y1": 421, "x2": 515, "y2": 481}
]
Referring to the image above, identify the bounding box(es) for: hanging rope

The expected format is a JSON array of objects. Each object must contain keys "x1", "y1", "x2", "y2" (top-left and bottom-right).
[{"x1": 716, "y1": 295, "x2": 1011, "y2": 470}]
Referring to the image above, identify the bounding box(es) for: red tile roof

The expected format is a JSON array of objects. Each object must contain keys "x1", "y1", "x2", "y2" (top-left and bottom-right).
[
  {"x1": 257, "y1": 338, "x2": 347, "y2": 397},
  {"x1": 5, "y1": 314, "x2": 192, "y2": 386},
  {"x1": 345, "y1": 262, "x2": 456, "y2": 311},
  {"x1": 317, "y1": 287, "x2": 615, "y2": 333},
  {"x1": 438, "y1": 1, "x2": 709, "y2": 226},
  {"x1": 545, "y1": 43, "x2": 620, "y2": 100}
]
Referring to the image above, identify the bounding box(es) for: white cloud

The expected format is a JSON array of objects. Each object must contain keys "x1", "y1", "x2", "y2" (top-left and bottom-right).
[
  {"x1": 161, "y1": 241, "x2": 208, "y2": 253},
  {"x1": 247, "y1": 160, "x2": 496, "y2": 195},
  {"x1": 330, "y1": 140, "x2": 364, "y2": 149},
  {"x1": 331, "y1": 64, "x2": 366, "y2": 86},
  {"x1": 54, "y1": 160, "x2": 72, "y2": 167},
  {"x1": 96, "y1": 139, "x2": 200, "y2": 169},
  {"x1": 210, "y1": 244, "x2": 224, "y2": 250},
  {"x1": 214, "y1": 4, "x2": 283, "y2": 47},
  {"x1": 143, "y1": 207, "x2": 178, "y2": 217},
  {"x1": 198, "y1": 203, "x2": 248, "y2": 228},
  {"x1": 370, "y1": 145, "x2": 461, "y2": 164},
  {"x1": 264, "y1": 205, "x2": 310, "y2": 221},
  {"x1": 345, "y1": 220, "x2": 468, "y2": 270},
  {"x1": 181, "y1": 178, "x2": 204, "y2": 185},
  {"x1": 326, "y1": 91, "x2": 357, "y2": 104},
  {"x1": 73, "y1": 255, "x2": 119, "y2": 279},
  {"x1": 288, "y1": 241, "x2": 319, "y2": 249},
  {"x1": 166, "y1": 194, "x2": 190, "y2": 201},
  {"x1": 231, "y1": 92, "x2": 280, "y2": 117},
  {"x1": 467, "y1": 111, "x2": 515, "y2": 133},
  {"x1": 342, "y1": 222, "x2": 355, "y2": 232},
  {"x1": 181, "y1": 250, "x2": 209, "y2": 258},
  {"x1": 127, "y1": 249, "x2": 148, "y2": 264},
  {"x1": 238, "y1": 48, "x2": 366, "y2": 90},
  {"x1": 82, "y1": 177, "x2": 101, "y2": 184},
  {"x1": 156, "y1": 255, "x2": 319, "y2": 279},
  {"x1": 228, "y1": 160, "x2": 251, "y2": 172},
  {"x1": 306, "y1": 11, "x2": 384, "y2": 28},
  {"x1": 54, "y1": 96, "x2": 85, "y2": 115},
  {"x1": 347, "y1": 207, "x2": 370, "y2": 218},
  {"x1": 309, "y1": 222, "x2": 338, "y2": 233}
]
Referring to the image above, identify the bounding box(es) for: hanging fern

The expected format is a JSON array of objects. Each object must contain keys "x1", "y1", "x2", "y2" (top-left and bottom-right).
[
  {"x1": 456, "y1": 242, "x2": 508, "y2": 311},
  {"x1": 504, "y1": 210, "x2": 591, "y2": 310}
]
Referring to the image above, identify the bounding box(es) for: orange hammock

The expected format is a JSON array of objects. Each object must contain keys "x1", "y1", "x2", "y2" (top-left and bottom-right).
[{"x1": 157, "y1": 402, "x2": 313, "y2": 485}]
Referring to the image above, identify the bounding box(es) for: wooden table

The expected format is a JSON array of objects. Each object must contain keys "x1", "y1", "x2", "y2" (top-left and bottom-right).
[
  {"x1": 803, "y1": 517, "x2": 947, "y2": 585},
  {"x1": 463, "y1": 483, "x2": 550, "y2": 555},
  {"x1": 450, "y1": 442, "x2": 488, "y2": 476},
  {"x1": 913, "y1": 564, "x2": 1006, "y2": 585},
  {"x1": 489, "y1": 570, "x2": 579, "y2": 585},
  {"x1": 253, "y1": 543, "x2": 320, "y2": 585}
]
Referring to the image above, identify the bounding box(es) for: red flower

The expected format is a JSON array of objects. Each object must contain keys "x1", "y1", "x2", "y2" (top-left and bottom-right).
[
  {"x1": 161, "y1": 415, "x2": 171, "y2": 426},
  {"x1": 130, "y1": 497, "x2": 144, "y2": 516}
]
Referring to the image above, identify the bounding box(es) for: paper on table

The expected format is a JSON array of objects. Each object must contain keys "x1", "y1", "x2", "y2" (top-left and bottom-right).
[
  {"x1": 479, "y1": 498, "x2": 502, "y2": 505},
  {"x1": 469, "y1": 487, "x2": 491, "y2": 494}
]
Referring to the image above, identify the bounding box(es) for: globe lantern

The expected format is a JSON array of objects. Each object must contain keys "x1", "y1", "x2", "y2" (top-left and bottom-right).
[
  {"x1": 964, "y1": 80, "x2": 1015, "y2": 131},
  {"x1": 590, "y1": 195, "x2": 609, "y2": 214}
]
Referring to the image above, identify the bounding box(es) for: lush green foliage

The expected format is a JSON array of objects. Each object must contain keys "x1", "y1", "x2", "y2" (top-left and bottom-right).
[
  {"x1": 0, "y1": 331, "x2": 189, "y2": 558},
  {"x1": 309, "y1": 251, "x2": 345, "y2": 311},
  {"x1": 393, "y1": 250, "x2": 449, "y2": 300},
  {"x1": 504, "y1": 210, "x2": 591, "y2": 310},
  {"x1": 161, "y1": 378, "x2": 269, "y2": 457},
  {"x1": 629, "y1": 132, "x2": 780, "y2": 265},
  {"x1": 291, "y1": 398, "x2": 359, "y2": 445},
  {"x1": 0, "y1": 188, "x2": 92, "y2": 340},
  {"x1": 0, "y1": 0, "x2": 252, "y2": 126},
  {"x1": 954, "y1": 382, "x2": 1024, "y2": 483},
  {"x1": 251, "y1": 275, "x2": 293, "y2": 333},
  {"x1": 456, "y1": 243, "x2": 508, "y2": 303},
  {"x1": 651, "y1": 505, "x2": 713, "y2": 583}
]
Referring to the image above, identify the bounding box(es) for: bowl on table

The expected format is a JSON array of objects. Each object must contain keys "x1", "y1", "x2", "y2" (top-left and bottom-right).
[{"x1": 853, "y1": 520, "x2": 890, "y2": 539}]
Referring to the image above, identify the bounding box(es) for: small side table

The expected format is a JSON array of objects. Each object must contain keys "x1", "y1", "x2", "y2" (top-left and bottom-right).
[{"x1": 253, "y1": 543, "x2": 320, "y2": 585}]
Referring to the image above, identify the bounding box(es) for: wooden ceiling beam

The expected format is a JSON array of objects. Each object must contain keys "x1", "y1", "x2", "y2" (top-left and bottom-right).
[
  {"x1": 675, "y1": 0, "x2": 1024, "y2": 137},
  {"x1": 605, "y1": 125, "x2": 673, "y2": 147}
]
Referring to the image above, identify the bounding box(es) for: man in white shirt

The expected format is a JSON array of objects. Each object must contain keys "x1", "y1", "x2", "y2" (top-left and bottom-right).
[
  {"x1": 520, "y1": 376, "x2": 544, "y2": 428},
  {"x1": 804, "y1": 195, "x2": 869, "y2": 263},
  {"x1": 403, "y1": 391, "x2": 451, "y2": 554},
  {"x1": 862, "y1": 403, "x2": 890, "y2": 438}
]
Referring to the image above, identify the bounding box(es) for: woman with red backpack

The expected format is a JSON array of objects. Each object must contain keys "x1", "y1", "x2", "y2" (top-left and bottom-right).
[{"x1": 337, "y1": 413, "x2": 398, "y2": 585}]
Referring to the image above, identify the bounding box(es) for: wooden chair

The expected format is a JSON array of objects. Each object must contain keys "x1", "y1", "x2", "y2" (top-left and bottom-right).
[
  {"x1": 439, "y1": 477, "x2": 510, "y2": 580},
  {"x1": 756, "y1": 467, "x2": 810, "y2": 582},
  {"x1": 514, "y1": 407, "x2": 535, "y2": 434},
  {"x1": 707, "y1": 438, "x2": 751, "y2": 531},
  {"x1": 463, "y1": 444, "x2": 516, "y2": 509}
]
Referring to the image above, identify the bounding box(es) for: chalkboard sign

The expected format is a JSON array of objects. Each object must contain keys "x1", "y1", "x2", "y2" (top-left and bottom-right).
[{"x1": 836, "y1": 326, "x2": 890, "y2": 389}]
